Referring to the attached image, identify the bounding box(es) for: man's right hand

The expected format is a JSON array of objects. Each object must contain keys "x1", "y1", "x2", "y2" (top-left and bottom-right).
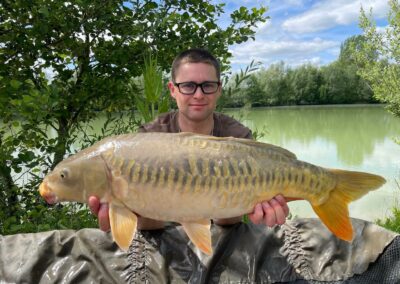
[{"x1": 88, "y1": 196, "x2": 110, "y2": 232}]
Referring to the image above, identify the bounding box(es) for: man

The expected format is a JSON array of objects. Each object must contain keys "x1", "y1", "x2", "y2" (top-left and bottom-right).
[{"x1": 89, "y1": 48, "x2": 289, "y2": 232}]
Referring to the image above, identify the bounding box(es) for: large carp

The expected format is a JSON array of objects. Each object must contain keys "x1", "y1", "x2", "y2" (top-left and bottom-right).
[{"x1": 39, "y1": 132, "x2": 385, "y2": 255}]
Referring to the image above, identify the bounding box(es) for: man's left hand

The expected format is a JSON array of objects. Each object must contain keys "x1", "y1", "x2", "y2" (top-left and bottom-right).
[{"x1": 248, "y1": 194, "x2": 289, "y2": 226}]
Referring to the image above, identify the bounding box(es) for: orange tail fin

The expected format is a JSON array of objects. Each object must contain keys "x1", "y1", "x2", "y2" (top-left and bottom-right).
[{"x1": 312, "y1": 169, "x2": 386, "y2": 241}]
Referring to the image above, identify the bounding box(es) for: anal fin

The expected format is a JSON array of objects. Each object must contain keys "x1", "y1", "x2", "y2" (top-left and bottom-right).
[
  {"x1": 181, "y1": 220, "x2": 212, "y2": 255},
  {"x1": 312, "y1": 196, "x2": 353, "y2": 241}
]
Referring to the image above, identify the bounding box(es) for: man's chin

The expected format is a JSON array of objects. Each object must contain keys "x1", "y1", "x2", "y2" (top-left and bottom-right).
[
  {"x1": 179, "y1": 108, "x2": 214, "y2": 122},
  {"x1": 187, "y1": 112, "x2": 213, "y2": 122}
]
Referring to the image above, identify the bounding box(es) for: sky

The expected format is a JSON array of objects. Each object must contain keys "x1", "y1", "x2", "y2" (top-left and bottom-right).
[{"x1": 216, "y1": 0, "x2": 390, "y2": 71}]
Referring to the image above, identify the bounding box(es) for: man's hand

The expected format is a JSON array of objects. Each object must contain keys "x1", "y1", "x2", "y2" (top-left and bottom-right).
[
  {"x1": 248, "y1": 195, "x2": 289, "y2": 226},
  {"x1": 213, "y1": 194, "x2": 290, "y2": 226},
  {"x1": 88, "y1": 196, "x2": 110, "y2": 232}
]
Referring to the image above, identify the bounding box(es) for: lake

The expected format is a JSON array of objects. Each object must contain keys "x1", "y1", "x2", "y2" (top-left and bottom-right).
[{"x1": 227, "y1": 104, "x2": 400, "y2": 222}]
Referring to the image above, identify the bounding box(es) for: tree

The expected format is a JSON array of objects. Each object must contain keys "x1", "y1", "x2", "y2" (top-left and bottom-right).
[
  {"x1": 0, "y1": 0, "x2": 268, "y2": 234},
  {"x1": 320, "y1": 62, "x2": 357, "y2": 104},
  {"x1": 288, "y1": 64, "x2": 322, "y2": 104},
  {"x1": 244, "y1": 74, "x2": 266, "y2": 107},
  {"x1": 218, "y1": 60, "x2": 263, "y2": 108},
  {"x1": 352, "y1": 0, "x2": 400, "y2": 116},
  {"x1": 261, "y1": 62, "x2": 291, "y2": 105},
  {"x1": 337, "y1": 35, "x2": 374, "y2": 103}
]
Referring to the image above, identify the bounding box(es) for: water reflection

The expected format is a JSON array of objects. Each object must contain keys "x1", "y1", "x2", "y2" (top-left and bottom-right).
[{"x1": 233, "y1": 105, "x2": 400, "y2": 167}]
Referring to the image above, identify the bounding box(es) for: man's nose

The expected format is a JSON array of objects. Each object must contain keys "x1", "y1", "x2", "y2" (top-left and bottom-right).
[{"x1": 192, "y1": 86, "x2": 205, "y2": 98}]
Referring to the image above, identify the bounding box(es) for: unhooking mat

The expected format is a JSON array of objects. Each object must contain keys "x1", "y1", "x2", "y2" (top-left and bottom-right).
[{"x1": 0, "y1": 218, "x2": 399, "y2": 283}]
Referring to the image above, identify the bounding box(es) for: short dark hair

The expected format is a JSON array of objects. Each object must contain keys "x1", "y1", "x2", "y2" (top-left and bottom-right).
[{"x1": 171, "y1": 48, "x2": 221, "y2": 82}]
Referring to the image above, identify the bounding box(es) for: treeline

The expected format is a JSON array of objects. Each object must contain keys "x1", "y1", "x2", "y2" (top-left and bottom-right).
[{"x1": 222, "y1": 36, "x2": 376, "y2": 108}]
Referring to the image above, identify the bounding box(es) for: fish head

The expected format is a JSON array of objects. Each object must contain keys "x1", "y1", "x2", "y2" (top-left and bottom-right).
[{"x1": 39, "y1": 155, "x2": 109, "y2": 204}]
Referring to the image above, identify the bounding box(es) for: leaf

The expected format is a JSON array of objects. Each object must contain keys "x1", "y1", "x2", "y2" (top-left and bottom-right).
[
  {"x1": 204, "y1": 22, "x2": 216, "y2": 30},
  {"x1": 24, "y1": 79, "x2": 35, "y2": 86},
  {"x1": 38, "y1": 7, "x2": 49, "y2": 17},
  {"x1": 10, "y1": 80, "x2": 22, "y2": 89},
  {"x1": 146, "y1": 1, "x2": 158, "y2": 9}
]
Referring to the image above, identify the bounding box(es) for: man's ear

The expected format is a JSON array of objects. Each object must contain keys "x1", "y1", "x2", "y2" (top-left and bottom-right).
[
  {"x1": 216, "y1": 84, "x2": 222, "y2": 99},
  {"x1": 167, "y1": 81, "x2": 176, "y2": 99}
]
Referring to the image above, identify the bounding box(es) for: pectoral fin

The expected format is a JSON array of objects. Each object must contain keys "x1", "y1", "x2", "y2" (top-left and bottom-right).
[
  {"x1": 111, "y1": 175, "x2": 129, "y2": 199},
  {"x1": 181, "y1": 220, "x2": 212, "y2": 255},
  {"x1": 109, "y1": 203, "x2": 138, "y2": 251},
  {"x1": 100, "y1": 151, "x2": 129, "y2": 200}
]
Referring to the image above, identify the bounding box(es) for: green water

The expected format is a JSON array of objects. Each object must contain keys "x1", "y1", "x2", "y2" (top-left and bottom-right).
[{"x1": 227, "y1": 105, "x2": 400, "y2": 222}]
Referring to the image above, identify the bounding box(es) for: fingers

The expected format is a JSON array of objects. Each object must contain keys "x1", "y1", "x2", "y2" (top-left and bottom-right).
[
  {"x1": 275, "y1": 194, "x2": 290, "y2": 217},
  {"x1": 98, "y1": 203, "x2": 111, "y2": 232},
  {"x1": 267, "y1": 198, "x2": 285, "y2": 225},
  {"x1": 248, "y1": 203, "x2": 264, "y2": 224},
  {"x1": 248, "y1": 195, "x2": 290, "y2": 227},
  {"x1": 88, "y1": 196, "x2": 110, "y2": 232},
  {"x1": 88, "y1": 196, "x2": 100, "y2": 216}
]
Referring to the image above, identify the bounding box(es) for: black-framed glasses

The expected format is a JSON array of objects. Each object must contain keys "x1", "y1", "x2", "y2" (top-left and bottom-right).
[{"x1": 174, "y1": 81, "x2": 221, "y2": 95}]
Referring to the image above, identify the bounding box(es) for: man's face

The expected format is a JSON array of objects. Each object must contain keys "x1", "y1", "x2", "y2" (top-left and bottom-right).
[{"x1": 168, "y1": 62, "x2": 221, "y2": 122}]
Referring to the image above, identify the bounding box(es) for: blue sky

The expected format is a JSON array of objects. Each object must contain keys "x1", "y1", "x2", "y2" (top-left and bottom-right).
[{"x1": 216, "y1": 0, "x2": 389, "y2": 70}]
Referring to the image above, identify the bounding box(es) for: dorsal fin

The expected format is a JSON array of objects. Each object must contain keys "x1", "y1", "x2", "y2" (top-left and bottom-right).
[
  {"x1": 228, "y1": 137, "x2": 297, "y2": 160},
  {"x1": 178, "y1": 132, "x2": 297, "y2": 160}
]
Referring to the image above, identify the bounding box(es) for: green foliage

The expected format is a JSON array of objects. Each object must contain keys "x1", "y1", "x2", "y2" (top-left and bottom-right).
[
  {"x1": 351, "y1": 0, "x2": 400, "y2": 117},
  {"x1": 134, "y1": 54, "x2": 170, "y2": 123},
  {"x1": 353, "y1": 2, "x2": 400, "y2": 232},
  {"x1": 222, "y1": 56, "x2": 374, "y2": 108},
  {"x1": 0, "y1": 0, "x2": 268, "y2": 235},
  {"x1": 376, "y1": 182, "x2": 400, "y2": 233},
  {"x1": 1, "y1": 201, "x2": 98, "y2": 235},
  {"x1": 376, "y1": 207, "x2": 400, "y2": 233},
  {"x1": 219, "y1": 60, "x2": 262, "y2": 109}
]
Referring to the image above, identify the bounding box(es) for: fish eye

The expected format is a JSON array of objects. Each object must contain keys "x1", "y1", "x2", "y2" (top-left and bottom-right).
[{"x1": 60, "y1": 169, "x2": 69, "y2": 179}]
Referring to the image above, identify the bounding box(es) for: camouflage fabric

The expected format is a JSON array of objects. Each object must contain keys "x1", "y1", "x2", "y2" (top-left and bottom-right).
[{"x1": 1, "y1": 218, "x2": 398, "y2": 283}]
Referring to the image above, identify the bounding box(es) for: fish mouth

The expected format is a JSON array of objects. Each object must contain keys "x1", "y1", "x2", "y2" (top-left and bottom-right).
[{"x1": 39, "y1": 182, "x2": 58, "y2": 205}]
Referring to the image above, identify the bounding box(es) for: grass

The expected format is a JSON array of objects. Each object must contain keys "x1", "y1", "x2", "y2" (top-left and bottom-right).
[
  {"x1": 376, "y1": 180, "x2": 400, "y2": 233},
  {"x1": 376, "y1": 207, "x2": 400, "y2": 233}
]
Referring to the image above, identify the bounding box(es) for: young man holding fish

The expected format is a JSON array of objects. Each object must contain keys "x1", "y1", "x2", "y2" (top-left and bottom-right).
[{"x1": 89, "y1": 49, "x2": 290, "y2": 232}]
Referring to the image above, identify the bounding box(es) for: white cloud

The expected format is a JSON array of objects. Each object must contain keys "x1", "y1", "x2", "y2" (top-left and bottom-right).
[
  {"x1": 282, "y1": 0, "x2": 389, "y2": 33},
  {"x1": 230, "y1": 37, "x2": 338, "y2": 65},
  {"x1": 255, "y1": 19, "x2": 273, "y2": 35},
  {"x1": 376, "y1": 25, "x2": 390, "y2": 34},
  {"x1": 255, "y1": 18, "x2": 287, "y2": 37}
]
